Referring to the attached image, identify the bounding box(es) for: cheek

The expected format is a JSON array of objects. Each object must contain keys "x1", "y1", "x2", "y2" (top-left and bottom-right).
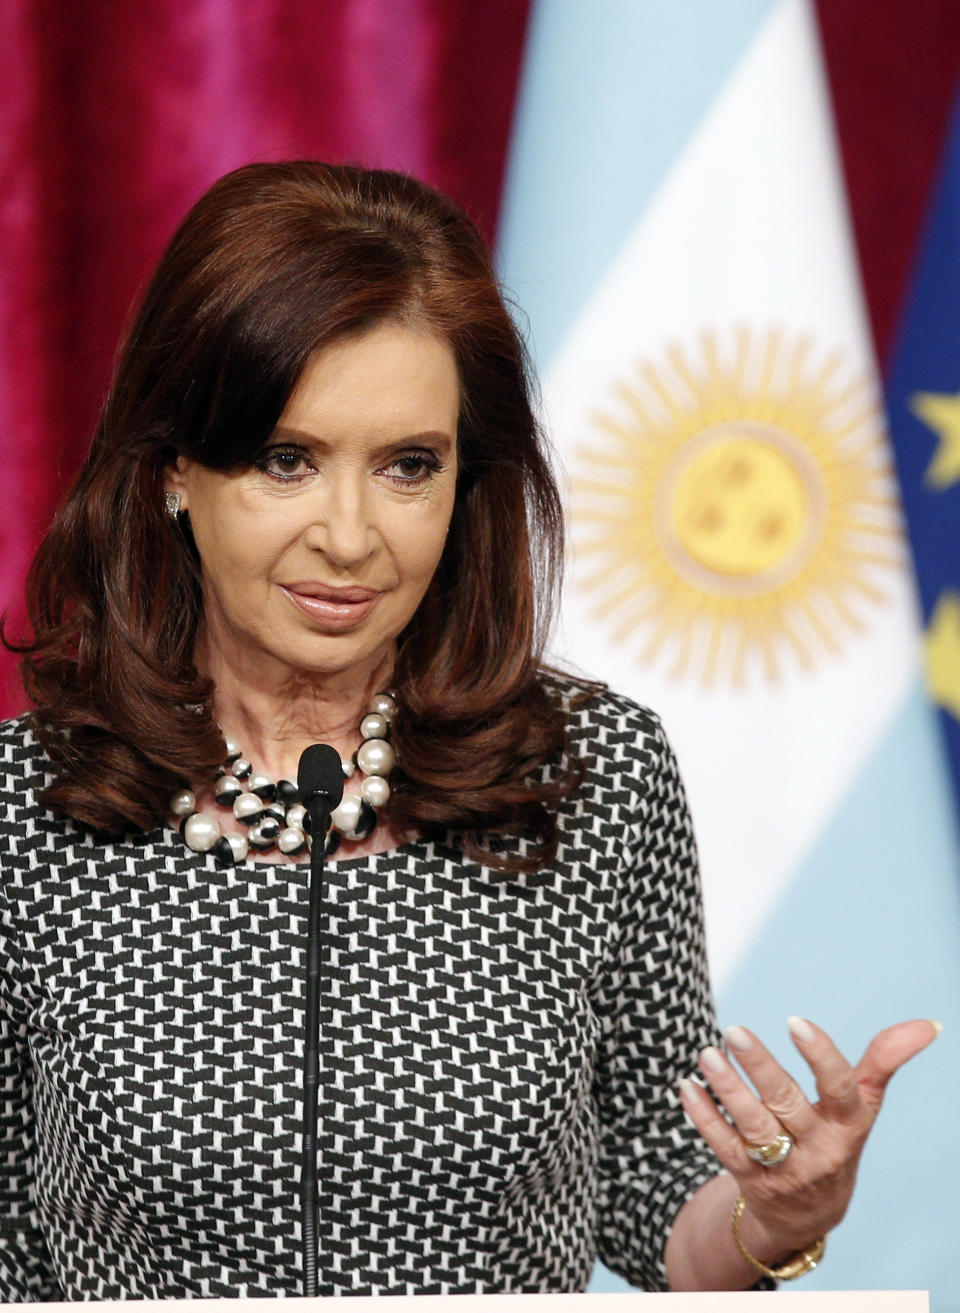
[
  {"x1": 401, "y1": 507, "x2": 454, "y2": 582},
  {"x1": 192, "y1": 507, "x2": 276, "y2": 589}
]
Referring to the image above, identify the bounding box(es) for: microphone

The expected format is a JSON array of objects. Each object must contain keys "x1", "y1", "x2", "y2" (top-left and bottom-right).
[
  {"x1": 296, "y1": 742, "x2": 344, "y2": 1298},
  {"x1": 297, "y1": 742, "x2": 344, "y2": 827}
]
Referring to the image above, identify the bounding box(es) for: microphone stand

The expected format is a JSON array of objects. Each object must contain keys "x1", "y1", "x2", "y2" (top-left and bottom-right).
[
  {"x1": 297, "y1": 744, "x2": 343, "y2": 1299},
  {"x1": 301, "y1": 793, "x2": 329, "y2": 1299}
]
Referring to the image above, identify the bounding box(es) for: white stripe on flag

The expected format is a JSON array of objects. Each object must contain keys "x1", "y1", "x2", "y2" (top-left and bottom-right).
[{"x1": 541, "y1": 0, "x2": 919, "y2": 990}]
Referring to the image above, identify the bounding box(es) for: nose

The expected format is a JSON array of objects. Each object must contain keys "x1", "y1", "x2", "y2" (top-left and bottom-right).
[{"x1": 302, "y1": 474, "x2": 376, "y2": 570}]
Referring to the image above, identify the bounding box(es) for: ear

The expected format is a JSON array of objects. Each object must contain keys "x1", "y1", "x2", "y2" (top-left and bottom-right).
[{"x1": 163, "y1": 454, "x2": 191, "y2": 510}]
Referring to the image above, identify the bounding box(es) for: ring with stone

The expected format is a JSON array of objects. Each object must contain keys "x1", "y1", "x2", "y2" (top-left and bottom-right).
[{"x1": 745, "y1": 1131, "x2": 793, "y2": 1166}]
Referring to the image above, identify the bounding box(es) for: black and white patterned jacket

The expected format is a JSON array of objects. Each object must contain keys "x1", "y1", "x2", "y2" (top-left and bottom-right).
[{"x1": 0, "y1": 682, "x2": 728, "y2": 1299}]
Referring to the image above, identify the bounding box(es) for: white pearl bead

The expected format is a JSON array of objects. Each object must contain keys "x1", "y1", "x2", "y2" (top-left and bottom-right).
[
  {"x1": 223, "y1": 738, "x2": 241, "y2": 760},
  {"x1": 247, "y1": 821, "x2": 274, "y2": 848},
  {"x1": 356, "y1": 738, "x2": 395, "y2": 777},
  {"x1": 330, "y1": 794, "x2": 362, "y2": 833},
  {"x1": 341, "y1": 759, "x2": 355, "y2": 778},
  {"x1": 249, "y1": 772, "x2": 273, "y2": 796},
  {"x1": 360, "y1": 713, "x2": 388, "y2": 741},
  {"x1": 285, "y1": 803, "x2": 306, "y2": 830},
  {"x1": 170, "y1": 789, "x2": 196, "y2": 817},
  {"x1": 278, "y1": 826, "x2": 306, "y2": 855},
  {"x1": 225, "y1": 832, "x2": 249, "y2": 863},
  {"x1": 360, "y1": 775, "x2": 390, "y2": 807},
  {"x1": 233, "y1": 791, "x2": 263, "y2": 822},
  {"x1": 369, "y1": 692, "x2": 397, "y2": 720},
  {"x1": 183, "y1": 812, "x2": 221, "y2": 853}
]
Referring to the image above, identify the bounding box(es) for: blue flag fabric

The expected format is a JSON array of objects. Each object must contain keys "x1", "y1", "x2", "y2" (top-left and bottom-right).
[{"x1": 886, "y1": 84, "x2": 960, "y2": 818}]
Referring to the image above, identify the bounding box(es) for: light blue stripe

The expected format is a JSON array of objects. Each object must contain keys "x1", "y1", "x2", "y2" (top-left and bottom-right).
[
  {"x1": 716, "y1": 679, "x2": 960, "y2": 1304},
  {"x1": 496, "y1": 0, "x2": 778, "y2": 372},
  {"x1": 589, "y1": 677, "x2": 960, "y2": 1298}
]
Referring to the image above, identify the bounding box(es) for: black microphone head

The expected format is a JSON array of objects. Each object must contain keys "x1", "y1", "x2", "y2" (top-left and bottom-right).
[{"x1": 297, "y1": 743, "x2": 345, "y2": 808}]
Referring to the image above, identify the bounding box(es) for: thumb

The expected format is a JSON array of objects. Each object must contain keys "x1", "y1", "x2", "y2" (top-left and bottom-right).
[{"x1": 855, "y1": 1019, "x2": 941, "y2": 1115}]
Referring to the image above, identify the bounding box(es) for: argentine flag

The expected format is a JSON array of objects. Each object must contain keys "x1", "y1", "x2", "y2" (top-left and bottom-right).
[{"x1": 498, "y1": 0, "x2": 960, "y2": 1302}]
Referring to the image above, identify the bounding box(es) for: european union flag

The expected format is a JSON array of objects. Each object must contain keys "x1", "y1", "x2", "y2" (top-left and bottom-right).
[{"x1": 886, "y1": 83, "x2": 960, "y2": 821}]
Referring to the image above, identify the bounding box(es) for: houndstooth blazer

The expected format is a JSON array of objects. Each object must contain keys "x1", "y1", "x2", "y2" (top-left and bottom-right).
[{"x1": 0, "y1": 681, "x2": 730, "y2": 1299}]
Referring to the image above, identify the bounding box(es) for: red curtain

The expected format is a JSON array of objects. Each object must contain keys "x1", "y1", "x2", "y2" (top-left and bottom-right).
[
  {"x1": 0, "y1": 0, "x2": 530, "y2": 716},
  {"x1": 814, "y1": 0, "x2": 960, "y2": 364}
]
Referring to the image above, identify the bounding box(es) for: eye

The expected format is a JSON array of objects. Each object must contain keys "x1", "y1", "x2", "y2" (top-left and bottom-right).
[
  {"x1": 255, "y1": 446, "x2": 314, "y2": 482},
  {"x1": 380, "y1": 450, "x2": 443, "y2": 486}
]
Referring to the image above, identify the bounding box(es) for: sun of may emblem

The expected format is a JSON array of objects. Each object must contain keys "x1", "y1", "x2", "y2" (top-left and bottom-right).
[{"x1": 571, "y1": 329, "x2": 901, "y2": 685}]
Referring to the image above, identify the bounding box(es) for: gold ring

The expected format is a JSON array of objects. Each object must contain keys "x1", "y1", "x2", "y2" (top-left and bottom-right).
[{"x1": 745, "y1": 1131, "x2": 792, "y2": 1166}]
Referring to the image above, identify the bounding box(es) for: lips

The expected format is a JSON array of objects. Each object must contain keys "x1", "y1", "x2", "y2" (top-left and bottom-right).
[
  {"x1": 284, "y1": 582, "x2": 378, "y2": 603},
  {"x1": 279, "y1": 582, "x2": 382, "y2": 631}
]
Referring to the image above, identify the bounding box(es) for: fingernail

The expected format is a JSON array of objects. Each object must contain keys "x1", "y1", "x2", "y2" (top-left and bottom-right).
[
  {"x1": 929, "y1": 1020, "x2": 943, "y2": 1036},
  {"x1": 700, "y1": 1045, "x2": 727, "y2": 1074},
  {"x1": 679, "y1": 1077, "x2": 702, "y2": 1102},
  {"x1": 788, "y1": 1015, "x2": 816, "y2": 1043},
  {"x1": 724, "y1": 1025, "x2": 752, "y2": 1053}
]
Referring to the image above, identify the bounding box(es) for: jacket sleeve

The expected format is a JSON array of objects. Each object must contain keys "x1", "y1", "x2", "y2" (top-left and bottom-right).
[
  {"x1": 0, "y1": 881, "x2": 63, "y2": 1302},
  {"x1": 591, "y1": 714, "x2": 774, "y2": 1291}
]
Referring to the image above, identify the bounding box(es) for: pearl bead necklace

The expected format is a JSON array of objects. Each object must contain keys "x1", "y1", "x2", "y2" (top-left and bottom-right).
[{"x1": 170, "y1": 692, "x2": 397, "y2": 867}]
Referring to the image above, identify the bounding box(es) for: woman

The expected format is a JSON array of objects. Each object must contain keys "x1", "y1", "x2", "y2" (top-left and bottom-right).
[{"x1": 0, "y1": 161, "x2": 938, "y2": 1299}]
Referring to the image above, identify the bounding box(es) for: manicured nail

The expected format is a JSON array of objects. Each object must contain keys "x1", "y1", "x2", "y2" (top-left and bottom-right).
[
  {"x1": 724, "y1": 1025, "x2": 752, "y2": 1053},
  {"x1": 700, "y1": 1045, "x2": 727, "y2": 1074},
  {"x1": 788, "y1": 1015, "x2": 816, "y2": 1043},
  {"x1": 929, "y1": 1020, "x2": 943, "y2": 1036},
  {"x1": 679, "y1": 1077, "x2": 702, "y2": 1102}
]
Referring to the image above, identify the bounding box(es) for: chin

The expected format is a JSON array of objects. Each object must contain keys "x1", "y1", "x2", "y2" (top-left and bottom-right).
[{"x1": 277, "y1": 634, "x2": 397, "y2": 680}]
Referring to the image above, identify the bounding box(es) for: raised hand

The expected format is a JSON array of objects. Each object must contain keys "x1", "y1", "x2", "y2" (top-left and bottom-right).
[{"x1": 678, "y1": 1016, "x2": 941, "y2": 1260}]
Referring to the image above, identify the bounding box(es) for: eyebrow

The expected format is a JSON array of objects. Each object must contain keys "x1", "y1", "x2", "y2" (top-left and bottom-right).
[{"x1": 270, "y1": 426, "x2": 455, "y2": 453}]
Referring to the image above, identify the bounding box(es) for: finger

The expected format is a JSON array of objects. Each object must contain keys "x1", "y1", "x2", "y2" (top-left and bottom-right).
[
  {"x1": 723, "y1": 1025, "x2": 818, "y2": 1138},
  {"x1": 785, "y1": 1015, "x2": 863, "y2": 1122},
  {"x1": 678, "y1": 1076, "x2": 762, "y2": 1177},
  {"x1": 855, "y1": 1019, "x2": 942, "y2": 1117},
  {"x1": 697, "y1": 1043, "x2": 794, "y2": 1151}
]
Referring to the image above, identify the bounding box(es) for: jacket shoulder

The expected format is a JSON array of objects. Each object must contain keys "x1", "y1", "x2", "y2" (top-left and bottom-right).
[{"x1": 540, "y1": 668, "x2": 667, "y2": 755}]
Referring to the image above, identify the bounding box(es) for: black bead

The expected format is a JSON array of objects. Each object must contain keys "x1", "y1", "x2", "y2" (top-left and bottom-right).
[
  {"x1": 351, "y1": 801, "x2": 377, "y2": 841},
  {"x1": 276, "y1": 778, "x2": 300, "y2": 806},
  {"x1": 250, "y1": 777, "x2": 275, "y2": 801},
  {"x1": 264, "y1": 802, "x2": 286, "y2": 824},
  {"x1": 323, "y1": 830, "x2": 341, "y2": 858},
  {"x1": 212, "y1": 836, "x2": 238, "y2": 868},
  {"x1": 257, "y1": 816, "x2": 281, "y2": 841}
]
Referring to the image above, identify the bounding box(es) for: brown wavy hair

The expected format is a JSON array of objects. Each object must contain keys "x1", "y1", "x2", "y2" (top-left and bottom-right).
[{"x1": 13, "y1": 161, "x2": 579, "y2": 872}]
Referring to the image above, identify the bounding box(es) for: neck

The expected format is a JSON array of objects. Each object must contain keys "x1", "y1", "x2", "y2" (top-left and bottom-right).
[{"x1": 196, "y1": 628, "x2": 395, "y2": 781}]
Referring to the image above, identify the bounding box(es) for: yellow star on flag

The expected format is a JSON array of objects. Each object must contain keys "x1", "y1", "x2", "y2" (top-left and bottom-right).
[
  {"x1": 925, "y1": 591, "x2": 960, "y2": 723},
  {"x1": 910, "y1": 387, "x2": 960, "y2": 489}
]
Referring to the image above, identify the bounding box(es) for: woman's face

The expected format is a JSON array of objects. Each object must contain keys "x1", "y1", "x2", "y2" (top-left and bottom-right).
[{"x1": 166, "y1": 322, "x2": 459, "y2": 685}]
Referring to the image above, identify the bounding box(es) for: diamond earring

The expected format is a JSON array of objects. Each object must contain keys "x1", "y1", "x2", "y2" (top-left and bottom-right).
[{"x1": 164, "y1": 492, "x2": 181, "y2": 519}]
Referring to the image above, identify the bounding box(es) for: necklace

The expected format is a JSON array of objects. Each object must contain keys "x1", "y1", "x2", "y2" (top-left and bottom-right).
[{"x1": 169, "y1": 692, "x2": 397, "y2": 867}]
